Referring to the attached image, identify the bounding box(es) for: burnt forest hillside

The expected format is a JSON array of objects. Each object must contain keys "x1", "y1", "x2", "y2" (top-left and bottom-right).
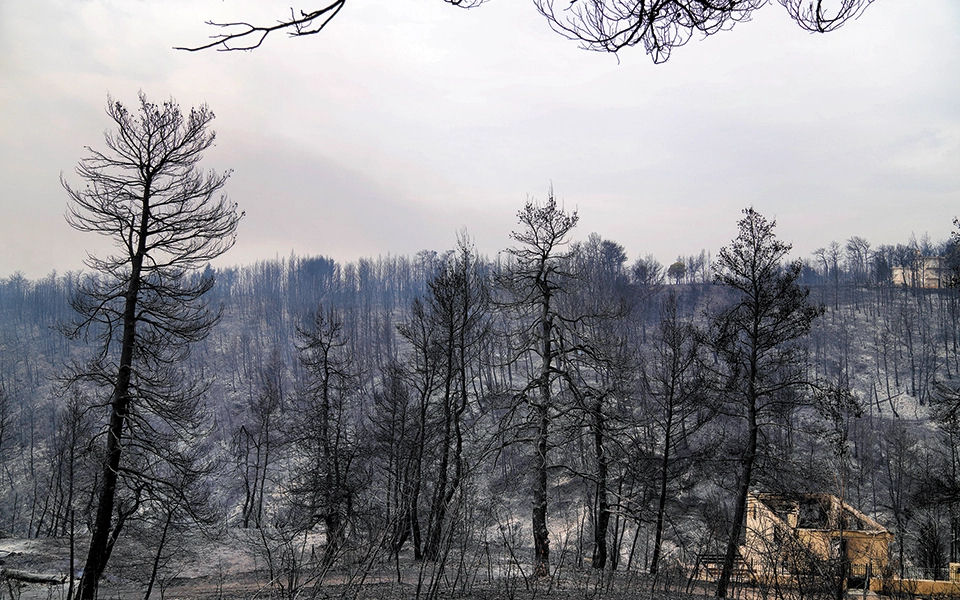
[{"x1": 2, "y1": 209, "x2": 960, "y2": 599}]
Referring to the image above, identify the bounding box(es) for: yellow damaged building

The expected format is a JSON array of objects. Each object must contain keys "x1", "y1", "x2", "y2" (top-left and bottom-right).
[
  {"x1": 742, "y1": 493, "x2": 892, "y2": 587},
  {"x1": 891, "y1": 256, "x2": 952, "y2": 289}
]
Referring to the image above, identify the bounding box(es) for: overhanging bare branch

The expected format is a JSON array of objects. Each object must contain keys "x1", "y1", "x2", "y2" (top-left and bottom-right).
[
  {"x1": 178, "y1": 0, "x2": 874, "y2": 61},
  {"x1": 176, "y1": 0, "x2": 487, "y2": 52}
]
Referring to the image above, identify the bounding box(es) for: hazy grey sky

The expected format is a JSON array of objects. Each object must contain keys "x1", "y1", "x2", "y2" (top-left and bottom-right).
[{"x1": 1, "y1": 1, "x2": 958, "y2": 277}]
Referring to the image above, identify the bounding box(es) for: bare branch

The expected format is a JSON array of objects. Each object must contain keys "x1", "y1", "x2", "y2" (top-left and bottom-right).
[{"x1": 177, "y1": 0, "x2": 491, "y2": 52}]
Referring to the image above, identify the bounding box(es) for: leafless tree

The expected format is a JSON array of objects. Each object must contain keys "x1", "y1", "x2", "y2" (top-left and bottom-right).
[
  {"x1": 846, "y1": 236, "x2": 871, "y2": 283},
  {"x1": 643, "y1": 292, "x2": 712, "y2": 576},
  {"x1": 137, "y1": 451, "x2": 221, "y2": 600},
  {"x1": 290, "y1": 306, "x2": 363, "y2": 564},
  {"x1": 32, "y1": 391, "x2": 96, "y2": 543},
  {"x1": 178, "y1": 0, "x2": 874, "y2": 62},
  {"x1": 369, "y1": 361, "x2": 421, "y2": 557},
  {"x1": 61, "y1": 93, "x2": 241, "y2": 600},
  {"x1": 547, "y1": 234, "x2": 634, "y2": 571},
  {"x1": 709, "y1": 208, "x2": 823, "y2": 598},
  {"x1": 396, "y1": 297, "x2": 443, "y2": 560},
  {"x1": 234, "y1": 349, "x2": 285, "y2": 529},
  {"x1": 498, "y1": 190, "x2": 579, "y2": 576},
  {"x1": 0, "y1": 384, "x2": 10, "y2": 487},
  {"x1": 422, "y1": 237, "x2": 491, "y2": 561},
  {"x1": 948, "y1": 218, "x2": 960, "y2": 287},
  {"x1": 926, "y1": 381, "x2": 960, "y2": 562}
]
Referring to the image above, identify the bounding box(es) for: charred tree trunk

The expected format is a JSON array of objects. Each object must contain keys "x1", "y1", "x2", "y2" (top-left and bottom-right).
[
  {"x1": 591, "y1": 398, "x2": 610, "y2": 570},
  {"x1": 533, "y1": 294, "x2": 552, "y2": 577},
  {"x1": 533, "y1": 401, "x2": 551, "y2": 577},
  {"x1": 717, "y1": 393, "x2": 757, "y2": 598},
  {"x1": 78, "y1": 189, "x2": 148, "y2": 600},
  {"x1": 649, "y1": 403, "x2": 673, "y2": 575}
]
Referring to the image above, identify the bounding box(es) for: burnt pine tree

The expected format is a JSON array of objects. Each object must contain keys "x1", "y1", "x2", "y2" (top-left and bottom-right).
[
  {"x1": 292, "y1": 307, "x2": 361, "y2": 565},
  {"x1": 234, "y1": 348, "x2": 285, "y2": 529},
  {"x1": 422, "y1": 237, "x2": 491, "y2": 561},
  {"x1": 62, "y1": 93, "x2": 241, "y2": 600},
  {"x1": 396, "y1": 296, "x2": 443, "y2": 560},
  {"x1": 499, "y1": 191, "x2": 579, "y2": 577},
  {"x1": 643, "y1": 292, "x2": 712, "y2": 576},
  {"x1": 560, "y1": 234, "x2": 633, "y2": 571},
  {"x1": 711, "y1": 208, "x2": 822, "y2": 598},
  {"x1": 369, "y1": 361, "x2": 421, "y2": 557}
]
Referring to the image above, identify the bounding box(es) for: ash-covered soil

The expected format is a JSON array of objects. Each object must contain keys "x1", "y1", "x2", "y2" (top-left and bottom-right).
[{"x1": 0, "y1": 534, "x2": 719, "y2": 600}]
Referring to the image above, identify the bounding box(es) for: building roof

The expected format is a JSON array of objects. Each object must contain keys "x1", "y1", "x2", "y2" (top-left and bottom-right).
[{"x1": 751, "y1": 492, "x2": 890, "y2": 534}]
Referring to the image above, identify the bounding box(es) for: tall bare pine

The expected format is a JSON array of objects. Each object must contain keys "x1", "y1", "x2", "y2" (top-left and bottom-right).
[
  {"x1": 499, "y1": 192, "x2": 578, "y2": 577},
  {"x1": 62, "y1": 93, "x2": 241, "y2": 600},
  {"x1": 710, "y1": 208, "x2": 822, "y2": 598}
]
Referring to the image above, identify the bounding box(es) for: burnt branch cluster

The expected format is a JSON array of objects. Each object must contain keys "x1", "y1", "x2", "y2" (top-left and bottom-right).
[
  {"x1": 535, "y1": 0, "x2": 874, "y2": 60},
  {"x1": 179, "y1": 0, "x2": 873, "y2": 62},
  {"x1": 177, "y1": 0, "x2": 486, "y2": 52}
]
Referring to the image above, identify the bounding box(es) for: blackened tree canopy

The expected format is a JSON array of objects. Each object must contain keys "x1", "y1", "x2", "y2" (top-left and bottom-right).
[
  {"x1": 179, "y1": 0, "x2": 875, "y2": 62},
  {"x1": 62, "y1": 93, "x2": 242, "y2": 600}
]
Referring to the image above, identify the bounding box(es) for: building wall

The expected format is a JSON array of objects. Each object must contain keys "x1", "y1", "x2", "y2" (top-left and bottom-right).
[
  {"x1": 892, "y1": 257, "x2": 949, "y2": 289},
  {"x1": 742, "y1": 494, "x2": 891, "y2": 580},
  {"x1": 795, "y1": 529, "x2": 891, "y2": 570}
]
